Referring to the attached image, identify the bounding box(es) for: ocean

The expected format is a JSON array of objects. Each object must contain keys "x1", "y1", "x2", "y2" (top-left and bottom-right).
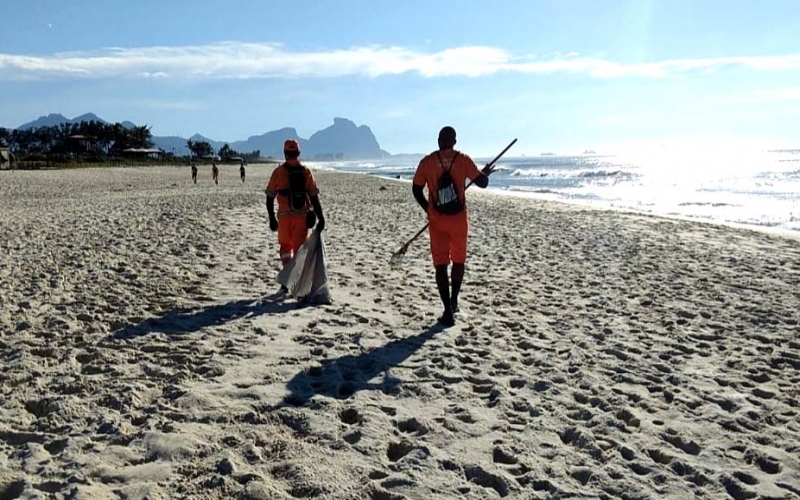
[{"x1": 312, "y1": 148, "x2": 800, "y2": 232}]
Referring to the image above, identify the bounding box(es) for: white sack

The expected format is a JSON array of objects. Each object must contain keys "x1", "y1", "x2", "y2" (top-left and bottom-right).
[{"x1": 277, "y1": 228, "x2": 332, "y2": 304}]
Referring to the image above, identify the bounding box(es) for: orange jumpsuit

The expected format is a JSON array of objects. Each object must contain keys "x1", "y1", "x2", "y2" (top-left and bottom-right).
[
  {"x1": 412, "y1": 149, "x2": 482, "y2": 266},
  {"x1": 266, "y1": 160, "x2": 319, "y2": 266}
]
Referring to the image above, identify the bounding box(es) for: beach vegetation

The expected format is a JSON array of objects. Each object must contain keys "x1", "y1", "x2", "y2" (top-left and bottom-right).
[{"x1": 0, "y1": 121, "x2": 262, "y2": 169}]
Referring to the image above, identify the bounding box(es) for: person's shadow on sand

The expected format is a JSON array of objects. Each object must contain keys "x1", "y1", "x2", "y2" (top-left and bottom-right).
[
  {"x1": 111, "y1": 292, "x2": 303, "y2": 340},
  {"x1": 283, "y1": 323, "x2": 445, "y2": 406}
]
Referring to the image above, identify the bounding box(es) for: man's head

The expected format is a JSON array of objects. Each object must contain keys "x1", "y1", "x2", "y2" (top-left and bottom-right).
[
  {"x1": 284, "y1": 139, "x2": 300, "y2": 160},
  {"x1": 438, "y1": 126, "x2": 457, "y2": 150}
]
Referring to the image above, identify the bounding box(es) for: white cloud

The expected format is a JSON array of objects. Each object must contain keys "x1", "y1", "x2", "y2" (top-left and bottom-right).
[
  {"x1": 138, "y1": 71, "x2": 170, "y2": 79},
  {"x1": 1, "y1": 42, "x2": 800, "y2": 80}
]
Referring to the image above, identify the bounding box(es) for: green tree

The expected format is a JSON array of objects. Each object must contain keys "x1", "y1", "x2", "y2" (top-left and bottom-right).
[
  {"x1": 219, "y1": 143, "x2": 233, "y2": 160},
  {"x1": 188, "y1": 140, "x2": 213, "y2": 158},
  {"x1": 129, "y1": 125, "x2": 153, "y2": 149}
]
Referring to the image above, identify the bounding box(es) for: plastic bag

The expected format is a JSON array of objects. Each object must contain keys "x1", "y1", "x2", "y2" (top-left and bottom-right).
[{"x1": 277, "y1": 228, "x2": 332, "y2": 304}]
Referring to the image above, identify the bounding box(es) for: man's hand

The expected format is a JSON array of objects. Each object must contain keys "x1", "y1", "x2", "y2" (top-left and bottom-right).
[
  {"x1": 481, "y1": 163, "x2": 496, "y2": 176},
  {"x1": 316, "y1": 216, "x2": 326, "y2": 232},
  {"x1": 269, "y1": 216, "x2": 278, "y2": 232}
]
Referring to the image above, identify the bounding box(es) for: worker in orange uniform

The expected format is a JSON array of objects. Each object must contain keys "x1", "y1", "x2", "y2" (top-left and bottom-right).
[
  {"x1": 412, "y1": 126, "x2": 494, "y2": 327},
  {"x1": 266, "y1": 139, "x2": 326, "y2": 285}
]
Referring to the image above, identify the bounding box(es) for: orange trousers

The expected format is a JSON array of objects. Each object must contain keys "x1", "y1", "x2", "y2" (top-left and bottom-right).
[
  {"x1": 428, "y1": 214, "x2": 468, "y2": 266},
  {"x1": 277, "y1": 214, "x2": 308, "y2": 266}
]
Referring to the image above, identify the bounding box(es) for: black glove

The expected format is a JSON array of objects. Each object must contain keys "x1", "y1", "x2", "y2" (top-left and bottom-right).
[
  {"x1": 316, "y1": 216, "x2": 325, "y2": 232},
  {"x1": 481, "y1": 163, "x2": 496, "y2": 176},
  {"x1": 306, "y1": 211, "x2": 317, "y2": 229},
  {"x1": 269, "y1": 216, "x2": 278, "y2": 232}
]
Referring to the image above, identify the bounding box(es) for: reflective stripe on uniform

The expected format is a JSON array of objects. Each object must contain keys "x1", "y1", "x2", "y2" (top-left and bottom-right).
[{"x1": 278, "y1": 209, "x2": 309, "y2": 217}]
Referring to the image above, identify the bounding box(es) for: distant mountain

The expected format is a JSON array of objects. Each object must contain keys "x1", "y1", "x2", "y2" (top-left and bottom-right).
[
  {"x1": 17, "y1": 113, "x2": 71, "y2": 130},
  {"x1": 71, "y1": 112, "x2": 108, "y2": 125},
  {"x1": 152, "y1": 136, "x2": 194, "y2": 156},
  {"x1": 12, "y1": 113, "x2": 393, "y2": 159},
  {"x1": 305, "y1": 117, "x2": 387, "y2": 159},
  {"x1": 169, "y1": 119, "x2": 389, "y2": 159},
  {"x1": 227, "y1": 127, "x2": 303, "y2": 159},
  {"x1": 188, "y1": 133, "x2": 224, "y2": 151},
  {"x1": 18, "y1": 113, "x2": 138, "y2": 131}
]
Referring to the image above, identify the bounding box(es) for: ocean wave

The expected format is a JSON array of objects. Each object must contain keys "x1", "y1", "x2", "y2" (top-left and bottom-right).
[
  {"x1": 733, "y1": 219, "x2": 784, "y2": 228},
  {"x1": 577, "y1": 170, "x2": 623, "y2": 178},
  {"x1": 678, "y1": 202, "x2": 741, "y2": 207},
  {"x1": 504, "y1": 186, "x2": 562, "y2": 194},
  {"x1": 509, "y1": 168, "x2": 630, "y2": 179},
  {"x1": 509, "y1": 169, "x2": 549, "y2": 177}
]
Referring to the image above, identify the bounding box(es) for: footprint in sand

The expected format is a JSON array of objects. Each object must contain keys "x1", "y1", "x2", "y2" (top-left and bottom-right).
[
  {"x1": 721, "y1": 475, "x2": 757, "y2": 500},
  {"x1": 660, "y1": 431, "x2": 702, "y2": 456},
  {"x1": 492, "y1": 447, "x2": 519, "y2": 465},
  {"x1": 463, "y1": 465, "x2": 512, "y2": 498},
  {"x1": 394, "y1": 417, "x2": 430, "y2": 437},
  {"x1": 647, "y1": 448, "x2": 674, "y2": 465},
  {"x1": 338, "y1": 408, "x2": 362, "y2": 425},
  {"x1": 343, "y1": 430, "x2": 362, "y2": 445},
  {"x1": 386, "y1": 440, "x2": 428, "y2": 462},
  {"x1": 744, "y1": 450, "x2": 782, "y2": 474}
]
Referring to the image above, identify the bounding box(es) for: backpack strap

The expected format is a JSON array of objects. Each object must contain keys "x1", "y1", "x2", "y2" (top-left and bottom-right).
[{"x1": 436, "y1": 151, "x2": 459, "y2": 173}]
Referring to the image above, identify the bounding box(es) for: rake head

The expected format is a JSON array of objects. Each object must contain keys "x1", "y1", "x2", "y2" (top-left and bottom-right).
[{"x1": 389, "y1": 247, "x2": 407, "y2": 269}]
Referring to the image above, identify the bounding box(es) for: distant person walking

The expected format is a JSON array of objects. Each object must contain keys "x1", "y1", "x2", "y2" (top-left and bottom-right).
[
  {"x1": 212, "y1": 162, "x2": 219, "y2": 185},
  {"x1": 191, "y1": 163, "x2": 198, "y2": 184},
  {"x1": 240, "y1": 161, "x2": 246, "y2": 183},
  {"x1": 412, "y1": 126, "x2": 495, "y2": 327},
  {"x1": 266, "y1": 140, "x2": 326, "y2": 284}
]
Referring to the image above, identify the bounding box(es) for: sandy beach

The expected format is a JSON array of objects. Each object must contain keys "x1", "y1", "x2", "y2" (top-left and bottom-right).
[{"x1": 0, "y1": 164, "x2": 798, "y2": 499}]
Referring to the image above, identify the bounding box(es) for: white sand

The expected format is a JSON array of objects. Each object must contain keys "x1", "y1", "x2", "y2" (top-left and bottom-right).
[{"x1": 0, "y1": 164, "x2": 799, "y2": 499}]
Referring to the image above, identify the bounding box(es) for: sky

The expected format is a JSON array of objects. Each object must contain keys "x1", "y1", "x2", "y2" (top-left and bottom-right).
[{"x1": 1, "y1": 0, "x2": 800, "y2": 156}]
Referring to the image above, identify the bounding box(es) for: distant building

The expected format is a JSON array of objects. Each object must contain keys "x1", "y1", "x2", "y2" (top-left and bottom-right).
[
  {"x1": 68, "y1": 135, "x2": 98, "y2": 154},
  {"x1": 0, "y1": 148, "x2": 13, "y2": 170},
  {"x1": 122, "y1": 147, "x2": 164, "y2": 159}
]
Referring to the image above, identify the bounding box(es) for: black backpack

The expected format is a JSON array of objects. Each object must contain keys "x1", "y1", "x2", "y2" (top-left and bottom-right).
[
  {"x1": 286, "y1": 164, "x2": 309, "y2": 211},
  {"x1": 433, "y1": 152, "x2": 463, "y2": 215}
]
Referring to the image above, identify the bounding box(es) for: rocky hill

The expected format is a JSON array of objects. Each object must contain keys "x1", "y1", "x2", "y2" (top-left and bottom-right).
[{"x1": 13, "y1": 114, "x2": 389, "y2": 159}]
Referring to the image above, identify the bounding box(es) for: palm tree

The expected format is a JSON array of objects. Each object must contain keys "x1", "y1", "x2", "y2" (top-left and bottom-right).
[
  {"x1": 130, "y1": 125, "x2": 152, "y2": 149},
  {"x1": 219, "y1": 143, "x2": 232, "y2": 161}
]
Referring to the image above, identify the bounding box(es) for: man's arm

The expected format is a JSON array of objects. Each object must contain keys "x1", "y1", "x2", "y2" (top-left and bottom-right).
[
  {"x1": 470, "y1": 158, "x2": 495, "y2": 189},
  {"x1": 266, "y1": 195, "x2": 278, "y2": 231},
  {"x1": 310, "y1": 195, "x2": 325, "y2": 231},
  {"x1": 412, "y1": 184, "x2": 428, "y2": 212}
]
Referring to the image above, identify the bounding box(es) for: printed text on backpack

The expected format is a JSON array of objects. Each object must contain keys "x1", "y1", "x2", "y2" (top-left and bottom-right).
[{"x1": 434, "y1": 152, "x2": 463, "y2": 215}]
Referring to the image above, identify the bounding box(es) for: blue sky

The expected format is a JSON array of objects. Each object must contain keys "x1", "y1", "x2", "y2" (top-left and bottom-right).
[{"x1": 2, "y1": 0, "x2": 800, "y2": 155}]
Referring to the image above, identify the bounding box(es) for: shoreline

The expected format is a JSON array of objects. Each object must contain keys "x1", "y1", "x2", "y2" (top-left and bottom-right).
[
  {"x1": 4, "y1": 162, "x2": 797, "y2": 239},
  {"x1": 336, "y1": 170, "x2": 800, "y2": 241}
]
